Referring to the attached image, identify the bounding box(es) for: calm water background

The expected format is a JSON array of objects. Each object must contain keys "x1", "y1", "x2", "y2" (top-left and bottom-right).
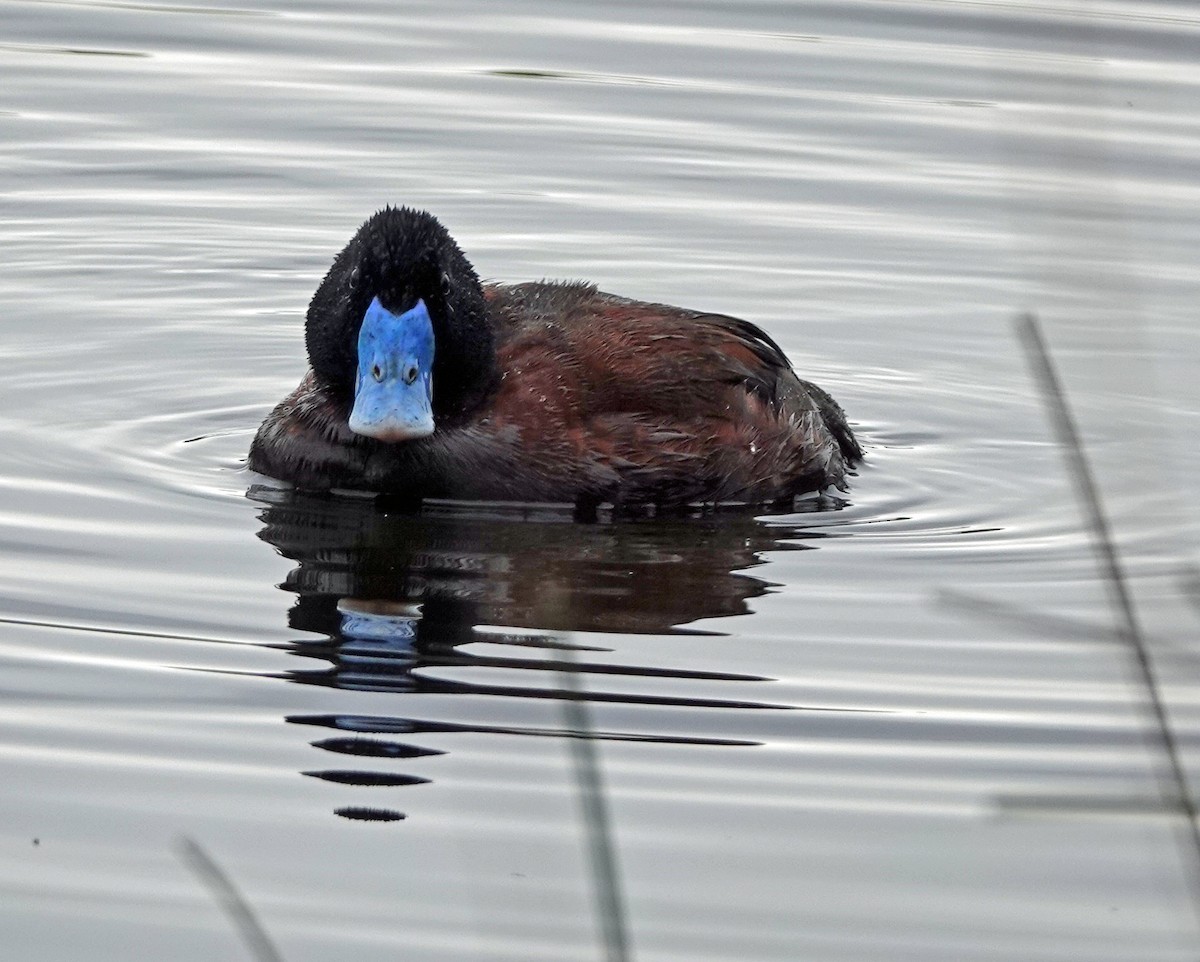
[{"x1": 2, "y1": 1, "x2": 1199, "y2": 960}]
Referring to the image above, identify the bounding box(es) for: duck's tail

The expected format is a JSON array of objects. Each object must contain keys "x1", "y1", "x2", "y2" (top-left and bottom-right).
[{"x1": 801, "y1": 379, "x2": 863, "y2": 465}]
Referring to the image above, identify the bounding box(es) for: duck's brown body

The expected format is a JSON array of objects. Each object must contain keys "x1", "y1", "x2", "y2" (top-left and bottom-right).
[{"x1": 250, "y1": 280, "x2": 859, "y2": 508}]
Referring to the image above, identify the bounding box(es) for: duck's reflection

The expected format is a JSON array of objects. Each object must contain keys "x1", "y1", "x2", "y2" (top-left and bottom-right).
[{"x1": 253, "y1": 490, "x2": 838, "y2": 821}]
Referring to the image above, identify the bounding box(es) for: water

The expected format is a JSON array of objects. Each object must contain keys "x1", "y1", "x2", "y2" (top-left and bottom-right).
[{"x1": 2, "y1": 1, "x2": 1199, "y2": 959}]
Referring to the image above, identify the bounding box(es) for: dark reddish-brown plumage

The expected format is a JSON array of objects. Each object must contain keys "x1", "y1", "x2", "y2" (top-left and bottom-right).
[{"x1": 249, "y1": 208, "x2": 861, "y2": 512}]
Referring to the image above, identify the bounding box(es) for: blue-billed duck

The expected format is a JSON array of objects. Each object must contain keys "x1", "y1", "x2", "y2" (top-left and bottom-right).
[{"x1": 249, "y1": 207, "x2": 862, "y2": 512}]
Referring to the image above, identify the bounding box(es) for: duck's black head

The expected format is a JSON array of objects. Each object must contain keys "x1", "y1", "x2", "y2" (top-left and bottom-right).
[{"x1": 305, "y1": 207, "x2": 496, "y2": 437}]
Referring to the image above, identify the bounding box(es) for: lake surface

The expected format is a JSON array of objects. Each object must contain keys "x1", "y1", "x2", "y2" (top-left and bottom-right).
[{"x1": 2, "y1": 1, "x2": 1199, "y2": 959}]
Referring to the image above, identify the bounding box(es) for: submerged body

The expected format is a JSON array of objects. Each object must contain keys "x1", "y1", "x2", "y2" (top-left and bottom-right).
[{"x1": 249, "y1": 209, "x2": 861, "y2": 510}]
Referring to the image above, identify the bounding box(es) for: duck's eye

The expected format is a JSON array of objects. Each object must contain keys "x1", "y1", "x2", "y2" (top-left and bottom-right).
[
  {"x1": 440, "y1": 271, "x2": 451, "y2": 296},
  {"x1": 371, "y1": 363, "x2": 384, "y2": 382},
  {"x1": 349, "y1": 266, "x2": 361, "y2": 289},
  {"x1": 403, "y1": 364, "x2": 419, "y2": 386}
]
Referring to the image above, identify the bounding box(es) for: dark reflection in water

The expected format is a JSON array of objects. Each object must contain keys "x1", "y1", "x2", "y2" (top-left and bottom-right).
[{"x1": 252, "y1": 491, "x2": 839, "y2": 821}]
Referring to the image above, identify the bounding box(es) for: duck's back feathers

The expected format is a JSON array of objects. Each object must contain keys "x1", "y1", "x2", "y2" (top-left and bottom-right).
[{"x1": 482, "y1": 282, "x2": 858, "y2": 504}]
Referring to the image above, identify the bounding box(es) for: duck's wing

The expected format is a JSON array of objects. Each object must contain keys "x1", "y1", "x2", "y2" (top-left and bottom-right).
[{"x1": 485, "y1": 283, "x2": 861, "y2": 504}]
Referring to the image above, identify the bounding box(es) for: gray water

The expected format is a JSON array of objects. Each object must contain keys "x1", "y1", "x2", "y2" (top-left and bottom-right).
[{"x1": 2, "y1": 1, "x2": 1199, "y2": 960}]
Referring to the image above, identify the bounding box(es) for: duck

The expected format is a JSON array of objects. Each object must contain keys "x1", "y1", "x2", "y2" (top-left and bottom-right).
[{"x1": 249, "y1": 206, "x2": 862, "y2": 514}]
